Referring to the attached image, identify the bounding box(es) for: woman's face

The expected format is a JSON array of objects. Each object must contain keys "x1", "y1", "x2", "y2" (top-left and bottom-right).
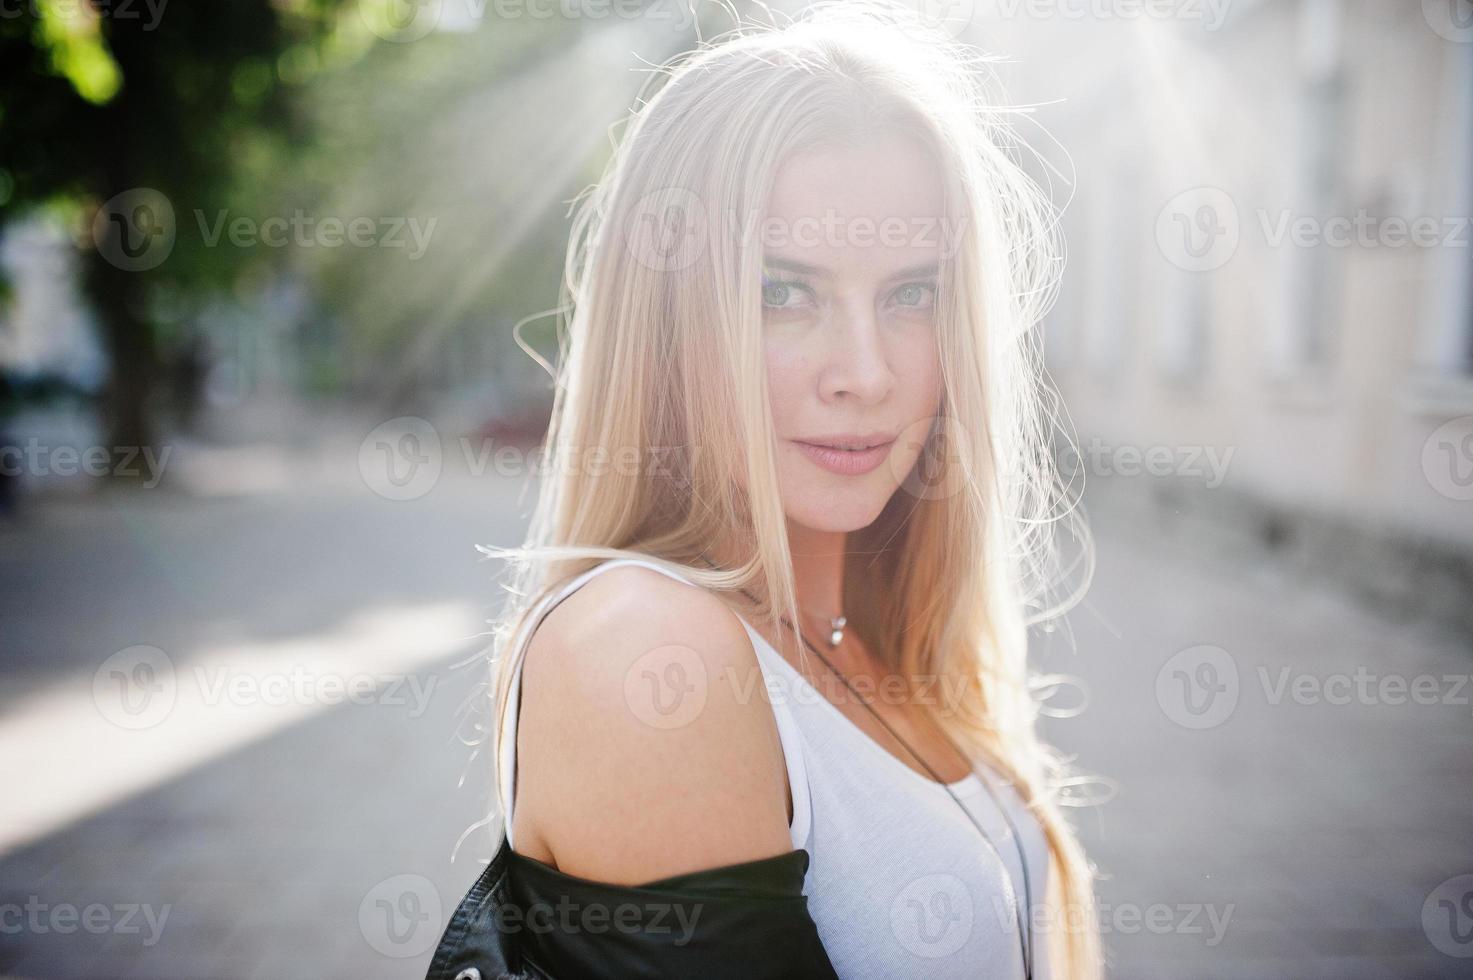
[{"x1": 759, "y1": 134, "x2": 946, "y2": 534}]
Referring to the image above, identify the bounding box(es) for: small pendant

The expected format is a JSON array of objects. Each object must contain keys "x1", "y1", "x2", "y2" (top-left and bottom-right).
[{"x1": 829, "y1": 616, "x2": 847, "y2": 648}]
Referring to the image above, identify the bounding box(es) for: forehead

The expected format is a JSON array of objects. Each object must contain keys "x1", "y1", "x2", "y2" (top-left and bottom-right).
[{"x1": 762, "y1": 134, "x2": 945, "y2": 273}]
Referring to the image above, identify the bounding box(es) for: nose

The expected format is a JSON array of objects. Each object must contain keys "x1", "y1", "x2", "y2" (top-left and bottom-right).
[{"x1": 818, "y1": 301, "x2": 895, "y2": 404}]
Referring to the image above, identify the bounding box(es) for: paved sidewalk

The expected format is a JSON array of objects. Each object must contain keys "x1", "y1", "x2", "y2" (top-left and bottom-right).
[
  {"x1": 0, "y1": 438, "x2": 523, "y2": 980},
  {"x1": 1035, "y1": 500, "x2": 1472, "y2": 979},
  {"x1": 0, "y1": 454, "x2": 1468, "y2": 978}
]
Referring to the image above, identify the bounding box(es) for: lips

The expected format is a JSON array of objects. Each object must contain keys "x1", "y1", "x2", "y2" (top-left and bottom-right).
[
  {"x1": 792, "y1": 435, "x2": 896, "y2": 476},
  {"x1": 802, "y1": 436, "x2": 889, "y2": 451}
]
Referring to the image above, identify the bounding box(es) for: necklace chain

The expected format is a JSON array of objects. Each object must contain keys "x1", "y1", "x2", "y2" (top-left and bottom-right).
[{"x1": 693, "y1": 553, "x2": 1035, "y2": 979}]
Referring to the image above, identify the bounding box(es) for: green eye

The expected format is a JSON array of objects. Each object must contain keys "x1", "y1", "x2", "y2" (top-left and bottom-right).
[
  {"x1": 761, "y1": 274, "x2": 810, "y2": 310},
  {"x1": 892, "y1": 282, "x2": 937, "y2": 309}
]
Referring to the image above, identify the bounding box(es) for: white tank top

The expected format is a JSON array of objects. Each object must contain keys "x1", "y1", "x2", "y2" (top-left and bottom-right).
[{"x1": 498, "y1": 557, "x2": 1052, "y2": 980}]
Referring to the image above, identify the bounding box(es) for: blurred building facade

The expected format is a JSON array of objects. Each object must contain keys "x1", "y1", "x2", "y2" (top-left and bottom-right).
[{"x1": 1023, "y1": 0, "x2": 1472, "y2": 585}]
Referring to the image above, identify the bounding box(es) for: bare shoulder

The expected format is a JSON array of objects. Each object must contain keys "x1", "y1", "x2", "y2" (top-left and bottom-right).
[{"x1": 512, "y1": 564, "x2": 792, "y2": 884}]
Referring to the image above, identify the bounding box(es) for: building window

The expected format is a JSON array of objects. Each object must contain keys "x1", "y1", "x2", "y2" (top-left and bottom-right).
[
  {"x1": 1418, "y1": 37, "x2": 1473, "y2": 381},
  {"x1": 1085, "y1": 163, "x2": 1139, "y2": 382},
  {"x1": 1158, "y1": 268, "x2": 1210, "y2": 384},
  {"x1": 1269, "y1": 0, "x2": 1346, "y2": 381}
]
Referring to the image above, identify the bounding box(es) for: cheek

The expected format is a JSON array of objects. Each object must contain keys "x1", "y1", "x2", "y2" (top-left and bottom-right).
[
  {"x1": 898, "y1": 329, "x2": 943, "y2": 416},
  {"x1": 762, "y1": 343, "x2": 810, "y2": 429}
]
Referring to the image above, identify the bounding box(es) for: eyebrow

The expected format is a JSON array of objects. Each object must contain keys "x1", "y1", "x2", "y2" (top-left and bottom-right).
[{"x1": 762, "y1": 257, "x2": 941, "y2": 283}]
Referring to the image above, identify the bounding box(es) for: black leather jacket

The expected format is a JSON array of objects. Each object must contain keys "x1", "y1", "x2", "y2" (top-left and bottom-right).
[{"x1": 426, "y1": 834, "x2": 840, "y2": 979}]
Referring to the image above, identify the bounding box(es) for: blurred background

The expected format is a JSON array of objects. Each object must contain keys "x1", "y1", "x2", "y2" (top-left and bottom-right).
[{"x1": 0, "y1": 1, "x2": 1469, "y2": 978}]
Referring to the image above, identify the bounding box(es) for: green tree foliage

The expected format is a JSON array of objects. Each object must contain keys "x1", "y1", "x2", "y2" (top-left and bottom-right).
[{"x1": 0, "y1": 0, "x2": 344, "y2": 456}]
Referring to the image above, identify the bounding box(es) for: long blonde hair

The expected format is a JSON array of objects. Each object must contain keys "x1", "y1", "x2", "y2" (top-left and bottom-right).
[{"x1": 483, "y1": 2, "x2": 1100, "y2": 975}]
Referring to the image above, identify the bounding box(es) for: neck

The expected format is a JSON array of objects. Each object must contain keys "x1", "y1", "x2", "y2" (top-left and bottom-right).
[
  {"x1": 786, "y1": 521, "x2": 846, "y2": 623},
  {"x1": 706, "y1": 522, "x2": 847, "y2": 623}
]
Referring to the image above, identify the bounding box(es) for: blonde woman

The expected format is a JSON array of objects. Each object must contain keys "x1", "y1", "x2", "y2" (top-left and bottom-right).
[{"x1": 432, "y1": 3, "x2": 1100, "y2": 978}]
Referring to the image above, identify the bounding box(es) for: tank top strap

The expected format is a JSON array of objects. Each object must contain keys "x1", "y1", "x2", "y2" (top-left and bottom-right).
[{"x1": 497, "y1": 556, "x2": 813, "y2": 854}]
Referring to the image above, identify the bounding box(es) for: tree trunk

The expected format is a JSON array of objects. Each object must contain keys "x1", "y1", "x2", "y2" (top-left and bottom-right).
[{"x1": 85, "y1": 229, "x2": 158, "y2": 473}]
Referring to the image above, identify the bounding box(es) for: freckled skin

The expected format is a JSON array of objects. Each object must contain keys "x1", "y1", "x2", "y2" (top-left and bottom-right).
[{"x1": 760, "y1": 134, "x2": 946, "y2": 534}]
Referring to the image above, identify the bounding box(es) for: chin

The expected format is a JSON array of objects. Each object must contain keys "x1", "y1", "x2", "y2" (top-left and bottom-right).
[{"x1": 782, "y1": 483, "x2": 896, "y2": 534}]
